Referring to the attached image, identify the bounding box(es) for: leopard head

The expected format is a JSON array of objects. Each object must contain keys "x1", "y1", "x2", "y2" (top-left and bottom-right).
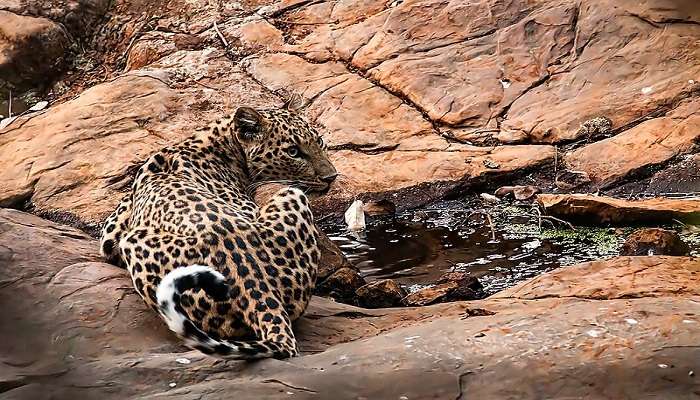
[{"x1": 232, "y1": 102, "x2": 337, "y2": 192}]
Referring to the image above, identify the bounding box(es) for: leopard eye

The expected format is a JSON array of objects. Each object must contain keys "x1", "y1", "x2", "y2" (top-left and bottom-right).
[
  {"x1": 317, "y1": 137, "x2": 324, "y2": 147},
  {"x1": 287, "y1": 146, "x2": 301, "y2": 158}
]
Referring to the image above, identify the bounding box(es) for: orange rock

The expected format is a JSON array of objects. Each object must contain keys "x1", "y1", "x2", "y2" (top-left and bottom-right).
[
  {"x1": 620, "y1": 228, "x2": 690, "y2": 256},
  {"x1": 537, "y1": 194, "x2": 700, "y2": 224}
]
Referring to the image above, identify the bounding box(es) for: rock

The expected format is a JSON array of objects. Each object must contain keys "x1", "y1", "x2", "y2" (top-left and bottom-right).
[
  {"x1": 537, "y1": 194, "x2": 700, "y2": 225},
  {"x1": 315, "y1": 231, "x2": 354, "y2": 281},
  {"x1": 3, "y1": 209, "x2": 700, "y2": 399},
  {"x1": 0, "y1": 55, "x2": 279, "y2": 223},
  {"x1": 0, "y1": 10, "x2": 71, "y2": 91},
  {"x1": 362, "y1": 199, "x2": 396, "y2": 216},
  {"x1": 1, "y1": 0, "x2": 110, "y2": 39},
  {"x1": 646, "y1": 154, "x2": 700, "y2": 195},
  {"x1": 494, "y1": 185, "x2": 541, "y2": 201},
  {"x1": 356, "y1": 279, "x2": 407, "y2": 308},
  {"x1": 403, "y1": 272, "x2": 484, "y2": 307},
  {"x1": 492, "y1": 255, "x2": 700, "y2": 300},
  {"x1": 0, "y1": 74, "x2": 180, "y2": 221},
  {"x1": 314, "y1": 267, "x2": 366, "y2": 304},
  {"x1": 565, "y1": 98, "x2": 700, "y2": 189},
  {"x1": 620, "y1": 228, "x2": 690, "y2": 257}
]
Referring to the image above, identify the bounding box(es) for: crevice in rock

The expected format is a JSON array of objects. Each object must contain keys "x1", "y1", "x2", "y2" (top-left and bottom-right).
[
  {"x1": 264, "y1": 0, "x2": 327, "y2": 18},
  {"x1": 28, "y1": 205, "x2": 103, "y2": 239},
  {"x1": 0, "y1": 379, "x2": 27, "y2": 394},
  {"x1": 328, "y1": 143, "x2": 399, "y2": 154},
  {"x1": 626, "y1": 12, "x2": 700, "y2": 28},
  {"x1": 495, "y1": 73, "x2": 551, "y2": 131}
]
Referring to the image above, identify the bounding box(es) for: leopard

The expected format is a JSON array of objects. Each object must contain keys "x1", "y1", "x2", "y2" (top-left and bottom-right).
[{"x1": 99, "y1": 101, "x2": 337, "y2": 360}]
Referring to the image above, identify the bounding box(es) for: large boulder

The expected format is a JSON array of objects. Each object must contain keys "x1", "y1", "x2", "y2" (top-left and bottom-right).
[
  {"x1": 2, "y1": 209, "x2": 700, "y2": 399},
  {"x1": 0, "y1": 11, "x2": 71, "y2": 92},
  {"x1": 620, "y1": 228, "x2": 690, "y2": 257},
  {"x1": 537, "y1": 194, "x2": 700, "y2": 224}
]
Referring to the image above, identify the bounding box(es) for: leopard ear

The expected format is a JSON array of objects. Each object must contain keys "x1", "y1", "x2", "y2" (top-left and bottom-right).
[
  {"x1": 283, "y1": 93, "x2": 305, "y2": 112},
  {"x1": 233, "y1": 106, "x2": 265, "y2": 142}
]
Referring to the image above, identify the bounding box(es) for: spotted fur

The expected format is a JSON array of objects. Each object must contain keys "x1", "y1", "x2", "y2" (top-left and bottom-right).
[{"x1": 100, "y1": 104, "x2": 337, "y2": 359}]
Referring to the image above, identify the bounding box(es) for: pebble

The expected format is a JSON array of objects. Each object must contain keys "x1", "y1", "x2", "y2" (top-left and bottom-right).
[
  {"x1": 175, "y1": 357, "x2": 191, "y2": 364},
  {"x1": 169, "y1": 382, "x2": 177, "y2": 388}
]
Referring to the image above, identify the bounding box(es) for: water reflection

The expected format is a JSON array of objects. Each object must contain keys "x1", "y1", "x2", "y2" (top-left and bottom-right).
[{"x1": 319, "y1": 201, "x2": 628, "y2": 295}]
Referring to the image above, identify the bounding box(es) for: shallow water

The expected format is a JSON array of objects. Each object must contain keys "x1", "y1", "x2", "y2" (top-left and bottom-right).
[{"x1": 320, "y1": 199, "x2": 699, "y2": 295}]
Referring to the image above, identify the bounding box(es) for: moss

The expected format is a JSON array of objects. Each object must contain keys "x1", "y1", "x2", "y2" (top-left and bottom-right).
[{"x1": 540, "y1": 226, "x2": 626, "y2": 254}]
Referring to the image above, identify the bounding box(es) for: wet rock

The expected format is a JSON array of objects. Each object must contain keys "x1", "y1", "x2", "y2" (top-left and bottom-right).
[
  {"x1": 0, "y1": 11, "x2": 71, "y2": 91},
  {"x1": 403, "y1": 272, "x2": 483, "y2": 307},
  {"x1": 316, "y1": 231, "x2": 354, "y2": 281},
  {"x1": 537, "y1": 194, "x2": 700, "y2": 225},
  {"x1": 356, "y1": 279, "x2": 407, "y2": 308},
  {"x1": 621, "y1": 228, "x2": 690, "y2": 257},
  {"x1": 362, "y1": 199, "x2": 396, "y2": 216},
  {"x1": 315, "y1": 267, "x2": 366, "y2": 304},
  {"x1": 494, "y1": 185, "x2": 541, "y2": 201}
]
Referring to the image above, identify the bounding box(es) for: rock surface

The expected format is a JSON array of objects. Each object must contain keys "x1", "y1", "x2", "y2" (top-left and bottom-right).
[
  {"x1": 314, "y1": 267, "x2": 366, "y2": 304},
  {"x1": 2, "y1": 209, "x2": 700, "y2": 399},
  {"x1": 402, "y1": 272, "x2": 484, "y2": 307},
  {"x1": 620, "y1": 228, "x2": 690, "y2": 257},
  {"x1": 0, "y1": 10, "x2": 70, "y2": 91},
  {"x1": 538, "y1": 194, "x2": 700, "y2": 224},
  {"x1": 2, "y1": 0, "x2": 697, "y2": 221},
  {"x1": 356, "y1": 279, "x2": 407, "y2": 308}
]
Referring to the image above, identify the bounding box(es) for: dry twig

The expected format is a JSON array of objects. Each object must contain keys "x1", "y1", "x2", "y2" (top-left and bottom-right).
[{"x1": 213, "y1": 20, "x2": 229, "y2": 49}]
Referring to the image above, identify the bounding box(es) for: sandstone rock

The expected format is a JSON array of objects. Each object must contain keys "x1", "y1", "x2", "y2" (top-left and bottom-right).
[
  {"x1": 494, "y1": 185, "x2": 541, "y2": 201},
  {"x1": 537, "y1": 194, "x2": 700, "y2": 225},
  {"x1": 0, "y1": 74, "x2": 180, "y2": 221},
  {"x1": 327, "y1": 144, "x2": 555, "y2": 205},
  {"x1": 314, "y1": 267, "x2": 366, "y2": 304},
  {"x1": 493, "y1": 255, "x2": 700, "y2": 300},
  {"x1": 0, "y1": 54, "x2": 279, "y2": 223},
  {"x1": 0, "y1": 11, "x2": 71, "y2": 91},
  {"x1": 565, "y1": 98, "x2": 700, "y2": 188},
  {"x1": 315, "y1": 231, "x2": 354, "y2": 281},
  {"x1": 620, "y1": 228, "x2": 690, "y2": 257},
  {"x1": 3, "y1": 209, "x2": 700, "y2": 399},
  {"x1": 356, "y1": 279, "x2": 407, "y2": 308},
  {"x1": 403, "y1": 272, "x2": 484, "y2": 307},
  {"x1": 501, "y1": 5, "x2": 700, "y2": 144},
  {"x1": 1, "y1": 0, "x2": 110, "y2": 39}
]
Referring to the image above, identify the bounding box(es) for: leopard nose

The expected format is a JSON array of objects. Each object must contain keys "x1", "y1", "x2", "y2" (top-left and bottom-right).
[{"x1": 320, "y1": 173, "x2": 338, "y2": 183}]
